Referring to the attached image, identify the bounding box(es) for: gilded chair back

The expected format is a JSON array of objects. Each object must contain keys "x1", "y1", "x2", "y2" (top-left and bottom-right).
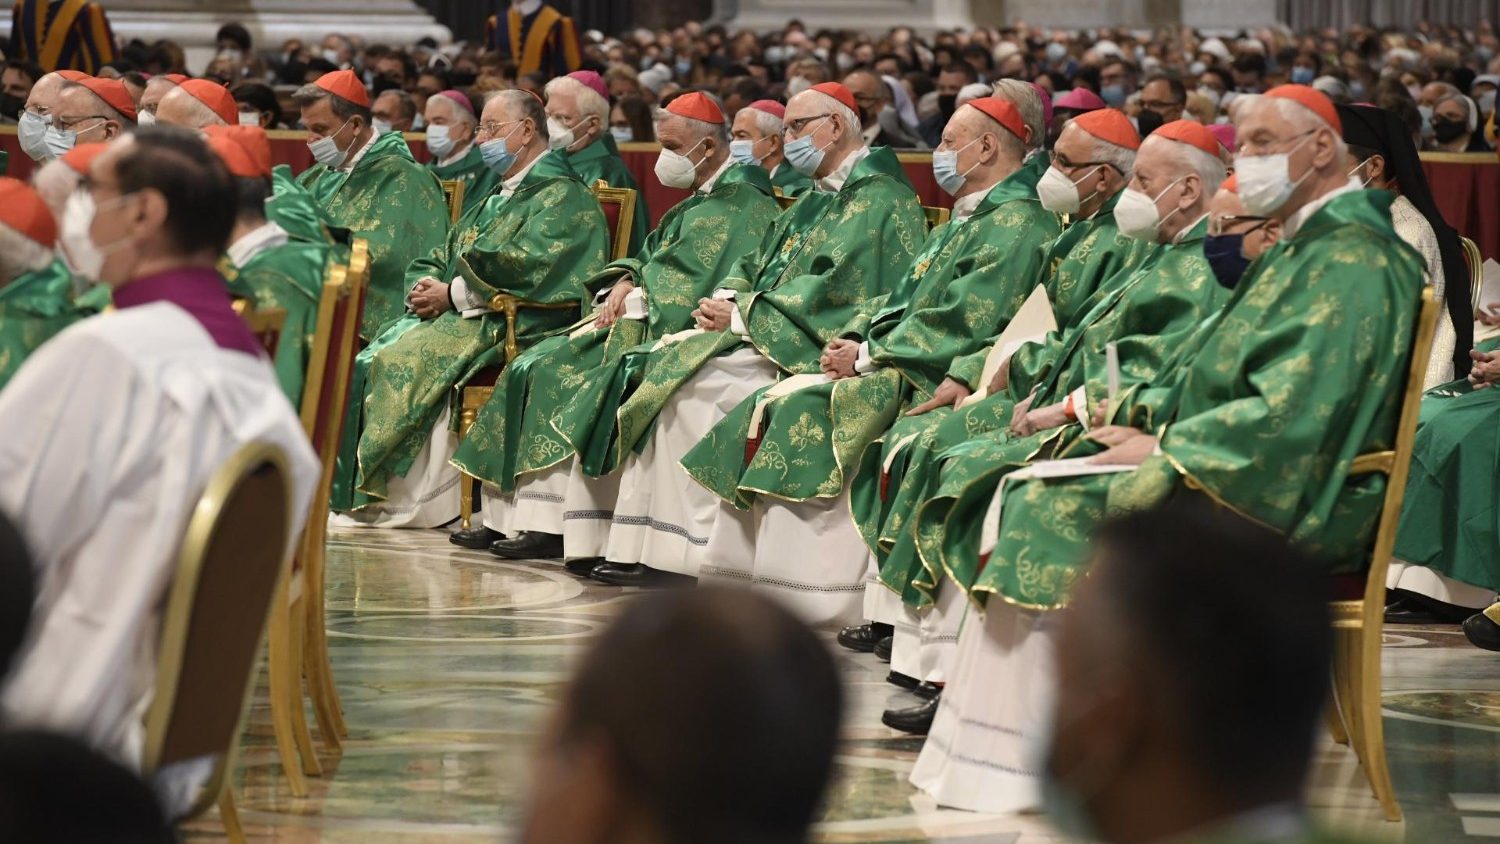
[
  {"x1": 591, "y1": 179, "x2": 637, "y2": 261},
  {"x1": 775, "y1": 192, "x2": 797, "y2": 211},
  {"x1": 140, "y1": 441, "x2": 295, "y2": 820},
  {"x1": 240, "y1": 305, "x2": 288, "y2": 359},
  {"x1": 1462, "y1": 236, "x2": 1484, "y2": 313},
  {"x1": 923, "y1": 205, "x2": 951, "y2": 229},
  {"x1": 301, "y1": 239, "x2": 370, "y2": 458},
  {"x1": 439, "y1": 179, "x2": 465, "y2": 224}
]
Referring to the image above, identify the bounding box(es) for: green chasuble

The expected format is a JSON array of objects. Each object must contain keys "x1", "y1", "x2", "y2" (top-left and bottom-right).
[
  {"x1": 451, "y1": 162, "x2": 781, "y2": 492},
  {"x1": 561, "y1": 146, "x2": 926, "y2": 477},
  {"x1": 568, "y1": 133, "x2": 649, "y2": 257},
  {"x1": 269, "y1": 165, "x2": 337, "y2": 245},
  {"x1": 297, "y1": 131, "x2": 451, "y2": 339},
  {"x1": 878, "y1": 217, "x2": 1226, "y2": 604},
  {"x1": 770, "y1": 161, "x2": 814, "y2": 197},
  {"x1": 680, "y1": 164, "x2": 1059, "y2": 509},
  {"x1": 848, "y1": 199, "x2": 1161, "y2": 567},
  {"x1": 427, "y1": 143, "x2": 501, "y2": 217},
  {"x1": 222, "y1": 235, "x2": 347, "y2": 405},
  {"x1": 960, "y1": 190, "x2": 1423, "y2": 610},
  {"x1": 337, "y1": 151, "x2": 608, "y2": 507},
  {"x1": 0, "y1": 260, "x2": 93, "y2": 391}
]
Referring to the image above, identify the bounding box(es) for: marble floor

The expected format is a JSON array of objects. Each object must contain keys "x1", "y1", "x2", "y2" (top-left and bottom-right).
[{"x1": 181, "y1": 527, "x2": 1500, "y2": 843}]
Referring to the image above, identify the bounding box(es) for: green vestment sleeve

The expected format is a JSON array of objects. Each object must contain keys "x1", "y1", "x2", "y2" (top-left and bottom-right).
[
  {"x1": 0, "y1": 261, "x2": 92, "y2": 390},
  {"x1": 567, "y1": 134, "x2": 650, "y2": 256},
  {"x1": 427, "y1": 144, "x2": 502, "y2": 216}
]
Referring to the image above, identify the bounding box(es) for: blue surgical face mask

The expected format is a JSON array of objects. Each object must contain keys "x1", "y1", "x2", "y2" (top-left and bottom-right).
[
  {"x1": 18, "y1": 109, "x2": 51, "y2": 161},
  {"x1": 784, "y1": 115, "x2": 831, "y2": 176},
  {"x1": 1100, "y1": 83, "x2": 1127, "y2": 107},
  {"x1": 480, "y1": 122, "x2": 523, "y2": 175},
  {"x1": 931, "y1": 134, "x2": 982, "y2": 196},
  {"x1": 729, "y1": 137, "x2": 763, "y2": 165},
  {"x1": 1203, "y1": 232, "x2": 1252, "y2": 289},
  {"x1": 610, "y1": 126, "x2": 634, "y2": 144},
  {"x1": 1418, "y1": 104, "x2": 1435, "y2": 135},
  {"x1": 42, "y1": 124, "x2": 79, "y2": 158},
  {"x1": 1045, "y1": 42, "x2": 1067, "y2": 63},
  {"x1": 308, "y1": 117, "x2": 355, "y2": 168},
  {"x1": 1290, "y1": 66, "x2": 1316, "y2": 85}
]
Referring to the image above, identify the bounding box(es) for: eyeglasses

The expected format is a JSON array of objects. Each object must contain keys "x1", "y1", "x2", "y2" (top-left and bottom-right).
[
  {"x1": 477, "y1": 118, "x2": 522, "y2": 136},
  {"x1": 53, "y1": 114, "x2": 107, "y2": 132},
  {"x1": 1049, "y1": 151, "x2": 1120, "y2": 175},
  {"x1": 785, "y1": 113, "x2": 832, "y2": 134},
  {"x1": 1208, "y1": 214, "x2": 1271, "y2": 236}
]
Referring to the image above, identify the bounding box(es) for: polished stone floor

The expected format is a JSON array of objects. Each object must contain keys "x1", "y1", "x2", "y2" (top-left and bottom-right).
[{"x1": 181, "y1": 527, "x2": 1500, "y2": 842}]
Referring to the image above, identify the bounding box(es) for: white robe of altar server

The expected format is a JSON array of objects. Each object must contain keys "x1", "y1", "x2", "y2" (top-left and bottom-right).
[{"x1": 0, "y1": 304, "x2": 318, "y2": 782}]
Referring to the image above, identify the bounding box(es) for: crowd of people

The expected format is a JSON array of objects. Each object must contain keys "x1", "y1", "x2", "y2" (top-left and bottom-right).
[{"x1": 0, "y1": 4, "x2": 1499, "y2": 840}]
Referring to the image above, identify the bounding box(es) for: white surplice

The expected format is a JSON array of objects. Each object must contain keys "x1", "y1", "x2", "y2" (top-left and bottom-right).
[
  {"x1": 333, "y1": 406, "x2": 461, "y2": 529},
  {"x1": 0, "y1": 303, "x2": 319, "y2": 787}
]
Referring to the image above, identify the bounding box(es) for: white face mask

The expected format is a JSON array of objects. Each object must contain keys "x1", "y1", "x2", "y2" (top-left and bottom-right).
[
  {"x1": 547, "y1": 116, "x2": 587, "y2": 151},
  {"x1": 1235, "y1": 130, "x2": 1316, "y2": 216},
  {"x1": 654, "y1": 137, "x2": 707, "y2": 189},
  {"x1": 60, "y1": 191, "x2": 132, "y2": 281},
  {"x1": 322, "y1": 48, "x2": 343, "y2": 66},
  {"x1": 237, "y1": 110, "x2": 260, "y2": 127},
  {"x1": 426, "y1": 123, "x2": 457, "y2": 158},
  {"x1": 308, "y1": 117, "x2": 355, "y2": 168},
  {"x1": 371, "y1": 118, "x2": 393, "y2": 136},
  {"x1": 136, "y1": 109, "x2": 157, "y2": 127},
  {"x1": 1036, "y1": 164, "x2": 1104, "y2": 214},
  {"x1": 785, "y1": 76, "x2": 813, "y2": 98},
  {"x1": 1114, "y1": 178, "x2": 1184, "y2": 241}
]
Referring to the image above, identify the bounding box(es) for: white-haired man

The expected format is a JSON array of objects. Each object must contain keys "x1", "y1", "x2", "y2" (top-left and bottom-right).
[
  {"x1": 154, "y1": 79, "x2": 235, "y2": 130},
  {"x1": 16, "y1": 70, "x2": 78, "y2": 162},
  {"x1": 681, "y1": 97, "x2": 1058, "y2": 624},
  {"x1": 424, "y1": 88, "x2": 496, "y2": 216},
  {"x1": 450, "y1": 92, "x2": 782, "y2": 555},
  {"x1": 0, "y1": 177, "x2": 92, "y2": 389},
  {"x1": 730, "y1": 98, "x2": 811, "y2": 196},
  {"x1": 544, "y1": 70, "x2": 647, "y2": 254},
  {"x1": 904, "y1": 84, "x2": 1423, "y2": 816},
  {"x1": 46, "y1": 78, "x2": 134, "y2": 155},
  {"x1": 292, "y1": 69, "x2": 448, "y2": 341},
  {"x1": 334, "y1": 90, "x2": 609, "y2": 528},
  {"x1": 559, "y1": 82, "x2": 925, "y2": 587}
]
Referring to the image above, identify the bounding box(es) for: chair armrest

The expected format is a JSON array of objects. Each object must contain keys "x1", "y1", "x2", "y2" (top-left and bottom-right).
[
  {"x1": 1349, "y1": 451, "x2": 1395, "y2": 477},
  {"x1": 487, "y1": 294, "x2": 584, "y2": 362}
]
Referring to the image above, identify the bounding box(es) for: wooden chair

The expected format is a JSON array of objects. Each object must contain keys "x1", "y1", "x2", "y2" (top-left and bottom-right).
[
  {"x1": 453, "y1": 180, "x2": 638, "y2": 530},
  {"x1": 923, "y1": 205, "x2": 951, "y2": 229},
  {"x1": 1328, "y1": 286, "x2": 1439, "y2": 823},
  {"x1": 142, "y1": 441, "x2": 296, "y2": 844},
  {"x1": 439, "y1": 179, "x2": 465, "y2": 224},
  {"x1": 1461, "y1": 235, "x2": 1484, "y2": 313},
  {"x1": 775, "y1": 192, "x2": 797, "y2": 211},
  {"x1": 236, "y1": 304, "x2": 287, "y2": 359}
]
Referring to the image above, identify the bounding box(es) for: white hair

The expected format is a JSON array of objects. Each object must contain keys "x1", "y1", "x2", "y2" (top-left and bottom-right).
[
  {"x1": 489, "y1": 89, "x2": 548, "y2": 141},
  {"x1": 1085, "y1": 131, "x2": 1137, "y2": 178},
  {"x1": 428, "y1": 93, "x2": 475, "y2": 127},
  {"x1": 653, "y1": 108, "x2": 729, "y2": 145},
  {"x1": 1147, "y1": 134, "x2": 1227, "y2": 196},
  {"x1": 544, "y1": 75, "x2": 609, "y2": 126},
  {"x1": 0, "y1": 224, "x2": 54, "y2": 284},
  {"x1": 748, "y1": 107, "x2": 782, "y2": 137},
  {"x1": 160, "y1": 85, "x2": 224, "y2": 129},
  {"x1": 31, "y1": 158, "x2": 81, "y2": 220},
  {"x1": 955, "y1": 82, "x2": 992, "y2": 108},
  {"x1": 991, "y1": 79, "x2": 1044, "y2": 151},
  {"x1": 1258, "y1": 95, "x2": 1348, "y2": 161},
  {"x1": 799, "y1": 89, "x2": 861, "y2": 141},
  {"x1": 958, "y1": 103, "x2": 1025, "y2": 161}
]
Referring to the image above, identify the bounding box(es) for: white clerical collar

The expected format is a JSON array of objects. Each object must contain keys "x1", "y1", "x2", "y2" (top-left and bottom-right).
[
  {"x1": 1154, "y1": 803, "x2": 1306, "y2": 844},
  {"x1": 227, "y1": 220, "x2": 289, "y2": 268},
  {"x1": 339, "y1": 130, "x2": 378, "y2": 173},
  {"x1": 697, "y1": 157, "x2": 733, "y2": 194},
  {"x1": 817, "y1": 145, "x2": 870, "y2": 193},
  {"x1": 512, "y1": 0, "x2": 542, "y2": 14},
  {"x1": 951, "y1": 177, "x2": 1000, "y2": 220},
  {"x1": 1283, "y1": 177, "x2": 1361, "y2": 239},
  {"x1": 438, "y1": 139, "x2": 473, "y2": 168},
  {"x1": 1172, "y1": 212, "x2": 1209, "y2": 244},
  {"x1": 501, "y1": 150, "x2": 544, "y2": 196}
]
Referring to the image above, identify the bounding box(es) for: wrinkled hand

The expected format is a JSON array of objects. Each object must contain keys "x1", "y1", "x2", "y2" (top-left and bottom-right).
[
  {"x1": 1470, "y1": 349, "x2": 1500, "y2": 388},
  {"x1": 1014, "y1": 400, "x2": 1071, "y2": 437},
  {"x1": 691, "y1": 297, "x2": 734, "y2": 331},
  {"x1": 907, "y1": 377, "x2": 972, "y2": 415},
  {"x1": 1087, "y1": 426, "x2": 1156, "y2": 465},
  {"x1": 987, "y1": 353, "x2": 1013, "y2": 396},
  {"x1": 595, "y1": 279, "x2": 636, "y2": 328},
  {"x1": 1007, "y1": 391, "x2": 1036, "y2": 434},
  {"x1": 1478, "y1": 303, "x2": 1500, "y2": 327},
  {"x1": 820, "y1": 339, "x2": 860, "y2": 379},
  {"x1": 1092, "y1": 398, "x2": 1109, "y2": 428},
  {"x1": 407, "y1": 278, "x2": 452, "y2": 319}
]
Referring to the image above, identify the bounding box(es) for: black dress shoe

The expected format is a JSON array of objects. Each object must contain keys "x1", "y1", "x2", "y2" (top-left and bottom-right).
[
  {"x1": 836, "y1": 622, "x2": 893, "y2": 653},
  {"x1": 886, "y1": 671, "x2": 919, "y2": 691},
  {"x1": 488, "y1": 531, "x2": 565, "y2": 560},
  {"x1": 449, "y1": 526, "x2": 504, "y2": 549},
  {"x1": 564, "y1": 557, "x2": 604, "y2": 578},
  {"x1": 882, "y1": 693, "x2": 940, "y2": 735},
  {"x1": 874, "y1": 635, "x2": 893, "y2": 662},
  {"x1": 1385, "y1": 593, "x2": 1473, "y2": 625},
  {"x1": 913, "y1": 681, "x2": 942, "y2": 700},
  {"x1": 590, "y1": 562, "x2": 693, "y2": 588},
  {"x1": 1464, "y1": 612, "x2": 1500, "y2": 651}
]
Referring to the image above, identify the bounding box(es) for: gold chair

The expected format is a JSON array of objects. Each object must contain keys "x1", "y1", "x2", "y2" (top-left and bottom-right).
[
  {"x1": 142, "y1": 441, "x2": 296, "y2": 844},
  {"x1": 1461, "y1": 235, "x2": 1484, "y2": 313},
  {"x1": 775, "y1": 192, "x2": 797, "y2": 211},
  {"x1": 236, "y1": 305, "x2": 288, "y2": 359},
  {"x1": 1329, "y1": 287, "x2": 1440, "y2": 823},
  {"x1": 923, "y1": 205, "x2": 951, "y2": 229},
  {"x1": 453, "y1": 180, "x2": 638, "y2": 530},
  {"x1": 439, "y1": 178, "x2": 466, "y2": 224}
]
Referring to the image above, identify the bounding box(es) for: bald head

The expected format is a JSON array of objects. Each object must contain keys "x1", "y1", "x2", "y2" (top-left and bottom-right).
[
  {"x1": 155, "y1": 85, "x2": 226, "y2": 129},
  {"x1": 23, "y1": 72, "x2": 69, "y2": 121},
  {"x1": 137, "y1": 76, "x2": 179, "y2": 122},
  {"x1": 53, "y1": 85, "x2": 127, "y2": 145}
]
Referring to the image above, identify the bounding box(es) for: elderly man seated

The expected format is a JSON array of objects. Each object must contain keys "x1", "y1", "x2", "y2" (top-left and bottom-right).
[{"x1": 424, "y1": 89, "x2": 498, "y2": 215}]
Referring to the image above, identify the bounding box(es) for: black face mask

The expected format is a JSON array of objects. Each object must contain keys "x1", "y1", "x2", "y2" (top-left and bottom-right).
[
  {"x1": 0, "y1": 93, "x2": 22, "y2": 120},
  {"x1": 1203, "y1": 233, "x2": 1252, "y2": 290},
  {"x1": 937, "y1": 94, "x2": 957, "y2": 118},
  {"x1": 1432, "y1": 116, "x2": 1468, "y2": 143}
]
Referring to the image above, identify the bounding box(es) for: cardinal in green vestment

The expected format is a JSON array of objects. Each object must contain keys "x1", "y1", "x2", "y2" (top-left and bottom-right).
[
  {"x1": 292, "y1": 70, "x2": 451, "y2": 339},
  {"x1": 544, "y1": 71, "x2": 648, "y2": 256},
  {"x1": 0, "y1": 178, "x2": 92, "y2": 390},
  {"x1": 331, "y1": 91, "x2": 609, "y2": 527},
  {"x1": 423, "y1": 89, "x2": 500, "y2": 218},
  {"x1": 729, "y1": 98, "x2": 815, "y2": 198},
  {"x1": 447, "y1": 93, "x2": 781, "y2": 553}
]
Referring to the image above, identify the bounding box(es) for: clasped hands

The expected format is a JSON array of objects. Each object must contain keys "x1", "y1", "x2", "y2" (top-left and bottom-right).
[
  {"x1": 595, "y1": 277, "x2": 635, "y2": 328},
  {"x1": 691, "y1": 297, "x2": 735, "y2": 331},
  {"x1": 407, "y1": 277, "x2": 452, "y2": 319}
]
